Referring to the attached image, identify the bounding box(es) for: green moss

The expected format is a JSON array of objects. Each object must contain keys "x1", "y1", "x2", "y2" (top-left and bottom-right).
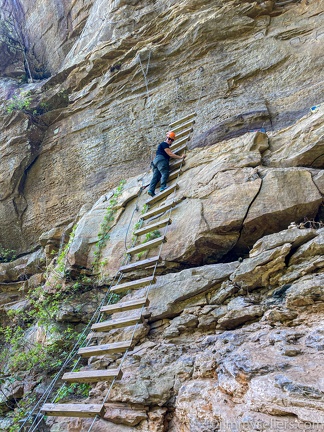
[{"x1": 92, "y1": 180, "x2": 126, "y2": 276}]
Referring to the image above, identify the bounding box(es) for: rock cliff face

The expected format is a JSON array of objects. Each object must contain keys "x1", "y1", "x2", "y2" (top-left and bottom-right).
[
  {"x1": 0, "y1": 0, "x2": 323, "y2": 431},
  {"x1": 0, "y1": 0, "x2": 323, "y2": 252}
]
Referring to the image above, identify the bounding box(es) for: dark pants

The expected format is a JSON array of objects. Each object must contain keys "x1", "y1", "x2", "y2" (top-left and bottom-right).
[{"x1": 148, "y1": 156, "x2": 169, "y2": 194}]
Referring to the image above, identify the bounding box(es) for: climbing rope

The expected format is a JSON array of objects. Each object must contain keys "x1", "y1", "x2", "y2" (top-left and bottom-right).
[
  {"x1": 195, "y1": 66, "x2": 205, "y2": 114},
  {"x1": 23, "y1": 185, "x2": 148, "y2": 430},
  {"x1": 174, "y1": 76, "x2": 183, "y2": 120},
  {"x1": 138, "y1": 49, "x2": 159, "y2": 161},
  {"x1": 20, "y1": 303, "x2": 103, "y2": 431},
  {"x1": 189, "y1": 66, "x2": 205, "y2": 145},
  {"x1": 123, "y1": 174, "x2": 149, "y2": 252},
  {"x1": 23, "y1": 140, "x2": 158, "y2": 430},
  {"x1": 23, "y1": 253, "x2": 134, "y2": 431}
]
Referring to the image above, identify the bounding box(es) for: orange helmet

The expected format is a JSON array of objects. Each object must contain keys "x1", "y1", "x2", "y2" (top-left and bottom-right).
[{"x1": 167, "y1": 131, "x2": 176, "y2": 140}]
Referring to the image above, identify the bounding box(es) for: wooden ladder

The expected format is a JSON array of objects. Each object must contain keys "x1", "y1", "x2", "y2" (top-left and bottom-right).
[{"x1": 41, "y1": 112, "x2": 196, "y2": 419}]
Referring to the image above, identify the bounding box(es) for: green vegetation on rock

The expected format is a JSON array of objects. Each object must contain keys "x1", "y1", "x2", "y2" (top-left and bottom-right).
[
  {"x1": 6, "y1": 91, "x2": 31, "y2": 113},
  {"x1": 0, "y1": 245, "x2": 17, "y2": 263},
  {"x1": 92, "y1": 179, "x2": 126, "y2": 278}
]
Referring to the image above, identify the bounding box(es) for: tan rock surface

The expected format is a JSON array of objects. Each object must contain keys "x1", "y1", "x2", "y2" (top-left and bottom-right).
[
  {"x1": 92, "y1": 226, "x2": 323, "y2": 431},
  {"x1": 103, "y1": 403, "x2": 147, "y2": 426},
  {"x1": 0, "y1": 0, "x2": 323, "y2": 254},
  {"x1": 0, "y1": 0, "x2": 324, "y2": 431},
  {"x1": 264, "y1": 106, "x2": 324, "y2": 168},
  {"x1": 66, "y1": 131, "x2": 322, "y2": 277},
  {"x1": 249, "y1": 227, "x2": 318, "y2": 257},
  {"x1": 232, "y1": 242, "x2": 291, "y2": 288},
  {"x1": 238, "y1": 168, "x2": 322, "y2": 249}
]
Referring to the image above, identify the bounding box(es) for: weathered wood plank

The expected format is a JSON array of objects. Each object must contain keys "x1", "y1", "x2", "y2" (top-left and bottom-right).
[
  {"x1": 62, "y1": 369, "x2": 122, "y2": 383},
  {"x1": 78, "y1": 340, "x2": 133, "y2": 357},
  {"x1": 145, "y1": 184, "x2": 179, "y2": 206},
  {"x1": 169, "y1": 112, "x2": 196, "y2": 128},
  {"x1": 41, "y1": 403, "x2": 104, "y2": 418},
  {"x1": 101, "y1": 297, "x2": 149, "y2": 314},
  {"x1": 172, "y1": 119, "x2": 196, "y2": 134},
  {"x1": 91, "y1": 313, "x2": 142, "y2": 331},
  {"x1": 170, "y1": 158, "x2": 184, "y2": 170},
  {"x1": 110, "y1": 276, "x2": 156, "y2": 293},
  {"x1": 125, "y1": 236, "x2": 166, "y2": 255},
  {"x1": 173, "y1": 127, "x2": 193, "y2": 139},
  {"x1": 170, "y1": 143, "x2": 188, "y2": 155},
  {"x1": 133, "y1": 218, "x2": 171, "y2": 236},
  {"x1": 167, "y1": 168, "x2": 182, "y2": 182},
  {"x1": 119, "y1": 255, "x2": 161, "y2": 273},
  {"x1": 170, "y1": 134, "x2": 191, "y2": 149},
  {"x1": 141, "y1": 202, "x2": 178, "y2": 220}
]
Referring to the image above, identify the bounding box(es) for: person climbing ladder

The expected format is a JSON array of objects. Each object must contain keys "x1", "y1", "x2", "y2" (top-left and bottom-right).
[{"x1": 147, "y1": 131, "x2": 186, "y2": 197}]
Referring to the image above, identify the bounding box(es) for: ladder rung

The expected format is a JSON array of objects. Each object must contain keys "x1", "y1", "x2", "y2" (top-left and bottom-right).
[
  {"x1": 119, "y1": 256, "x2": 161, "y2": 273},
  {"x1": 91, "y1": 313, "x2": 143, "y2": 331},
  {"x1": 170, "y1": 159, "x2": 184, "y2": 170},
  {"x1": 169, "y1": 112, "x2": 196, "y2": 128},
  {"x1": 78, "y1": 340, "x2": 133, "y2": 357},
  {"x1": 167, "y1": 168, "x2": 182, "y2": 181},
  {"x1": 41, "y1": 403, "x2": 104, "y2": 418},
  {"x1": 173, "y1": 127, "x2": 193, "y2": 139},
  {"x1": 101, "y1": 297, "x2": 149, "y2": 314},
  {"x1": 172, "y1": 119, "x2": 196, "y2": 134},
  {"x1": 141, "y1": 202, "x2": 177, "y2": 220},
  {"x1": 170, "y1": 135, "x2": 190, "y2": 149},
  {"x1": 171, "y1": 143, "x2": 188, "y2": 155},
  {"x1": 111, "y1": 276, "x2": 156, "y2": 293},
  {"x1": 126, "y1": 236, "x2": 166, "y2": 255},
  {"x1": 145, "y1": 184, "x2": 179, "y2": 206},
  {"x1": 134, "y1": 218, "x2": 171, "y2": 236},
  {"x1": 62, "y1": 369, "x2": 122, "y2": 383}
]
